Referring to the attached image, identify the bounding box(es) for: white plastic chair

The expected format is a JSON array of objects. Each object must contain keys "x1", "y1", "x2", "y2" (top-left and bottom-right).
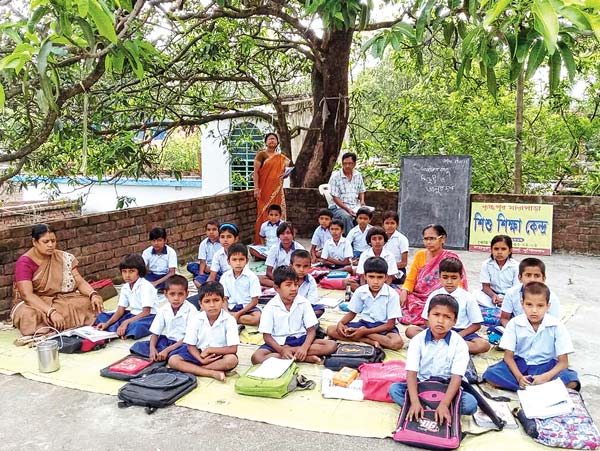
[{"x1": 318, "y1": 183, "x2": 333, "y2": 206}]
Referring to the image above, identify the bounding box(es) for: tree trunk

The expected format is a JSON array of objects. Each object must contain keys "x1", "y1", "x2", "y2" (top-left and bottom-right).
[
  {"x1": 514, "y1": 70, "x2": 524, "y2": 194},
  {"x1": 291, "y1": 28, "x2": 354, "y2": 187}
]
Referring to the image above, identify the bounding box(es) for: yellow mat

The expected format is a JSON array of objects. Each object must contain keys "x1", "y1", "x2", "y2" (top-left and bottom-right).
[{"x1": 0, "y1": 294, "x2": 579, "y2": 448}]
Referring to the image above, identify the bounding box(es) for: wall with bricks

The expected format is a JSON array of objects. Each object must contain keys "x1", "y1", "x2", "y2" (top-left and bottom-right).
[
  {"x1": 0, "y1": 200, "x2": 81, "y2": 230},
  {"x1": 0, "y1": 191, "x2": 256, "y2": 319}
]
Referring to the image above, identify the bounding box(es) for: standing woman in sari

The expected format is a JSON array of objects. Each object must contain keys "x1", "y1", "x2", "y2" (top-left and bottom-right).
[
  {"x1": 399, "y1": 224, "x2": 468, "y2": 326},
  {"x1": 253, "y1": 132, "x2": 290, "y2": 243},
  {"x1": 11, "y1": 224, "x2": 104, "y2": 336}
]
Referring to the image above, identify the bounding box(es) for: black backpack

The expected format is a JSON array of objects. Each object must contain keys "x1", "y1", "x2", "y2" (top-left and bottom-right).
[
  {"x1": 117, "y1": 368, "x2": 197, "y2": 414},
  {"x1": 324, "y1": 343, "x2": 385, "y2": 371}
]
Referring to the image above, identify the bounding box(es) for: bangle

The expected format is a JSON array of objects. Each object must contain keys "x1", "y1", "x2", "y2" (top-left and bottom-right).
[
  {"x1": 47, "y1": 307, "x2": 56, "y2": 321},
  {"x1": 89, "y1": 291, "x2": 99, "y2": 300}
]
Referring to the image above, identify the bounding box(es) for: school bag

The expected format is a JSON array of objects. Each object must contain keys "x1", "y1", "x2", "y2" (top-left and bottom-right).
[
  {"x1": 117, "y1": 367, "x2": 197, "y2": 414},
  {"x1": 324, "y1": 343, "x2": 385, "y2": 371},
  {"x1": 515, "y1": 388, "x2": 600, "y2": 449},
  {"x1": 235, "y1": 362, "x2": 315, "y2": 399},
  {"x1": 100, "y1": 354, "x2": 166, "y2": 381},
  {"x1": 359, "y1": 360, "x2": 407, "y2": 403},
  {"x1": 48, "y1": 335, "x2": 107, "y2": 354},
  {"x1": 393, "y1": 380, "x2": 462, "y2": 450}
]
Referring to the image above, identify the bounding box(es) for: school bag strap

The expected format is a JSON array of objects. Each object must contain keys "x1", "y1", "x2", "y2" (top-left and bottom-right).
[{"x1": 460, "y1": 380, "x2": 507, "y2": 430}]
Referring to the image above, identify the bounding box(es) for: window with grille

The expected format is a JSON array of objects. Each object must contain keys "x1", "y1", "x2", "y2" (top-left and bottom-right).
[{"x1": 228, "y1": 122, "x2": 263, "y2": 191}]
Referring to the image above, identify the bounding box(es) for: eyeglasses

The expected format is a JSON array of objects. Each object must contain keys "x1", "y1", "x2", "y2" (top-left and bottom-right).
[{"x1": 423, "y1": 236, "x2": 443, "y2": 242}]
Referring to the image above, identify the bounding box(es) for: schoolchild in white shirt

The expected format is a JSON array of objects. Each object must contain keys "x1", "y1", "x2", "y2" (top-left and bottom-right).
[
  {"x1": 207, "y1": 223, "x2": 240, "y2": 283},
  {"x1": 319, "y1": 219, "x2": 353, "y2": 271},
  {"x1": 355, "y1": 227, "x2": 398, "y2": 286},
  {"x1": 188, "y1": 220, "x2": 222, "y2": 287},
  {"x1": 389, "y1": 294, "x2": 478, "y2": 420},
  {"x1": 381, "y1": 211, "x2": 409, "y2": 284},
  {"x1": 252, "y1": 266, "x2": 337, "y2": 364},
  {"x1": 220, "y1": 244, "x2": 261, "y2": 326},
  {"x1": 95, "y1": 254, "x2": 158, "y2": 339},
  {"x1": 483, "y1": 282, "x2": 580, "y2": 391},
  {"x1": 130, "y1": 275, "x2": 195, "y2": 360},
  {"x1": 142, "y1": 227, "x2": 178, "y2": 290},
  {"x1": 168, "y1": 282, "x2": 239, "y2": 381},
  {"x1": 346, "y1": 207, "x2": 373, "y2": 258},
  {"x1": 327, "y1": 257, "x2": 404, "y2": 350},
  {"x1": 259, "y1": 222, "x2": 305, "y2": 288},
  {"x1": 310, "y1": 208, "x2": 333, "y2": 262},
  {"x1": 476, "y1": 235, "x2": 520, "y2": 308},
  {"x1": 291, "y1": 249, "x2": 323, "y2": 318},
  {"x1": 406, "y1": 257, "x2": 491, "y2": 355}
]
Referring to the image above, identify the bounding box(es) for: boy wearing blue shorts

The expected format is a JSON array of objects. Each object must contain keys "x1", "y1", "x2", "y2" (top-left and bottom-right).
[
  {"x1": 310, "y1": 208, "x2": 333, "y2": 262},
  {"x1": 130, "y1": 275, "x2": 194, "y2": 360},
  {"x1": 252, "y1": 266, "x2": 337, "y2": 364},
  {"x1": 389, "y1": 294, "x2": 478, "y2": 422},
  {"x1": 188, "y1": 220, "x2": 221, "y2": 287},
  {"x1": 220, "y1": 244, "x2": 261, "y2": 326},
  {"x1": 327, "y1": 257, "x2": 404, "y2": 350},
  {"x1": 142, "y1": 227, "x2": 177, "y2": 290},
  {"x1": 168, "y1": 282, "x2": 239, "y2": 381},
  {"x1": 483, "y1": 282, "x2": 580, "y2": 391},
  {"x1": 291, "y1": 249, "x2": 325, "y2": 318}
]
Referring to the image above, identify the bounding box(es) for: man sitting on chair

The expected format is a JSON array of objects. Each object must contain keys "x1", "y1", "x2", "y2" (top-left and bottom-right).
[{"x1": 327, "y1": 152, "x2": 366, "y2": 236}]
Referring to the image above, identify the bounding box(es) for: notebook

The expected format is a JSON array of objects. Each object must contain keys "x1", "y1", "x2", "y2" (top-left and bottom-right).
[
  {"x1": 518, "y1": 379, "x2": 574, "y2": 419},
  {"x1": 473, "y1": 399, "x2": 518, "y2": 429},
  {"x1": 248, "y1": 357, "x2": 294, "y2": 379},
  {"x1": 319, "y1": 297, "x2": 343, "y2": 308}
]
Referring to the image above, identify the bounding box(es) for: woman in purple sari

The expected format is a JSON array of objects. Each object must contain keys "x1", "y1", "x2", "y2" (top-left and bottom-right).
[{"x1": 399, "y1": 224, "x2": 468, "y2": 325}]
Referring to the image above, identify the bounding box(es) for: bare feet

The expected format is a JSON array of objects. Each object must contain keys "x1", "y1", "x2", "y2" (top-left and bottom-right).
[{"x1": 304, "y1": 355, "x2": 322, "y2": 364}]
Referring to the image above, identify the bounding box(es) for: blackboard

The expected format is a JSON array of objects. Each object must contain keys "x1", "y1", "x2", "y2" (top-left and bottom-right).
[{"x1": 398, "y1": 156, "x2": 472, "y2": 249}]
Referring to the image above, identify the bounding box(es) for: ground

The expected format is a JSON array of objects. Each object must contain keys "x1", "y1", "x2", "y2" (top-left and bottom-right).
[{"x1": 0, "y1": 243, "x2": 598, "y2": 451}]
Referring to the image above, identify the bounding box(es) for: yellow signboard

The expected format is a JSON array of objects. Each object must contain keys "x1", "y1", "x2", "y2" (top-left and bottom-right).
[{"x1": 469, "y1": 202, "x2": 553, "y2": 255}]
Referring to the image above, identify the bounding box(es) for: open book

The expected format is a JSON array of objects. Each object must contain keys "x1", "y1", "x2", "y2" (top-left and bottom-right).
[
  {"x1": 321, "y1": 369, "x2": 364, "y2": 401},
  {"x1": 319, "y1": 297, "x2": 343, "y2": 308},
  {"x1": 248, "y1": 357, "x2": 294, "y2": 379},
  {"x1": 52, "y1": 326, "x2": 118, "y2": 343},
  {"x1": 473, "y1": 399, "x2": 518, "y2": 429},
  {"x1": 518, "y1": 379, "x2": 574, "y2": 419}
]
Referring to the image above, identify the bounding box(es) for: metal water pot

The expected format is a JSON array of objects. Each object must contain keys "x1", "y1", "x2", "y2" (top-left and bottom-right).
[{"x1": 37, "y1": 339, "x2": 60, "y2": 373}]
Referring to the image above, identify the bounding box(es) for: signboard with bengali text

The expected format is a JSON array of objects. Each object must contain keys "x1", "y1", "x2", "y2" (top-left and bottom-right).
[{"x1": 469, "y1": 202, "x2": 553, "y2": 255}]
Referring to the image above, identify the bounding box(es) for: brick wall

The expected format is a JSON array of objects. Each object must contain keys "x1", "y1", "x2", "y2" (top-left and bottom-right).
[
  {"x1": 0, "y1": 191, "x2": 256, "y2": 319},
  {"x1": 0, "y1": 200, "x2": 81, "y2": 230},
  {"x1": 286, "y1": 188, "x2": 600, "y2": 255}
]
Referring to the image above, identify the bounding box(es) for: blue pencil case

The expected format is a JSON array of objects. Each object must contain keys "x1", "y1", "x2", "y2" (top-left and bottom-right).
[{"x1": 326, "y1": 270, "x2": 349, "y2": 279}]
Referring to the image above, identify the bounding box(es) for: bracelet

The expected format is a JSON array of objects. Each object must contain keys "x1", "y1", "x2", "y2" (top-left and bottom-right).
[
  {"x1": 46, "y1": 307, "x2": 56, "y2": 321},
  {"x1": 89, "y1": 291, "x2": 99, "y2": 300}
]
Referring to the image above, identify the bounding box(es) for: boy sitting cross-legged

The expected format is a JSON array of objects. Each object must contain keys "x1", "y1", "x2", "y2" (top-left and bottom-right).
[
  {"x1": 168, "y1": 282, "x2": 239, "y2": 381},
  {"x1": 290, "y1": 249, "x2": 325, "y2": 318},
  {"x1": 327, "y1": 257, "x2": 404, "y2": 350},
  {"x1": 389, "y1": 294, "x2": 478, "y2": 423},
  {"x1": 220, "y1": 243, "x2": 261, "y2": 326},
  {"x1": 483, "y1": 282, "x2": 579, "y2": 391},
  {"x1": 251, "y1": 266, "x2": 337, "y2": 364}
]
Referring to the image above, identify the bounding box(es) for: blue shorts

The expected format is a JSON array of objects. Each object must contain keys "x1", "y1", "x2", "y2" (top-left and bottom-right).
[
  {"x1": 347, "y1": 319, "x2": 398, "y2": 335},
  {"x1": 352, "y1": 250, "x2": 362, "y2": 259},
  {"x1": 229, "y1": 304, "x2": 260, "y2": 314},
  {"x1": 312, "y1": 304, "x2": 325, "y2": 318},
  {"x1": 129, "y1": 335, "x2": 183, "y2": 358},
  {"x1": 453, "y1": 328, "x2": 481, "y2": 342},
  {"x1": 171, "y1": 345, "x2": 203, "y2": 366},
  {"x1": 389, "y1": 382, "x2": 478, "y2": 415},
  {"x1": 145, "y1": 272, "x2": 168, "y2": 290},
  {"x1": 94, "y1": 311, "x2": 155, "y2": 339},
  {"x1": 483, "y1": 356, "x2": 580, "y2": 391},
  {"x1": 259, "y1": 335, "x2": 307, "y2": 352}
]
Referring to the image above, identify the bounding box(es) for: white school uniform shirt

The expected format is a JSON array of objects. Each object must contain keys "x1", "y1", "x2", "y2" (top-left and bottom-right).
[
  {"x1": 142, "y1": 244, "x2": 178, "y2": 275},
  {"x1": 383, "y1": 230, "x2": 409, "y2": 263},
  {"x1": 406, "y1": 329, "x2": 470, "y2": 381},
  {"x1": 501, "y1": 284, "x2": 561, "y2": 318},
  {"x1": 183, "y1": 309, "x2": 240, "y2": 350},
  {"x1": 422, "y1": 287, "x2": 483, "y2": 329},
  {"x1": 258, "y1": 294, "x2": 318, "y2": 345},
  {"x1": 197, "y1": 237, "x2": 222, "y2": 268},
  {"x1": 346, "y1": 224, "x2": 372, "y2": 253},
  {"x1": 356, "y1": 248, "x2": 398, "y2": 276},
  {"x1": 480, "y1": 257, "x2": 520, "y2": 294},
  {"x1": 149, "y1": 300, "x2": 195, "y2": 341},
  {"x1": 209, "y1": 247, "x2": 230, "y2": 274},
  {"x1": 265, "y1": 241, "x2": 305, "y2": 268},
  {"x1": 348, "y1": 284, "x2": 401, "y2": 323},
  {"x1": 499, "y1": 313, "x2": 574, "y2": 365},
  {"x1": 321, "y1": 236, "x2": 353, "y2": 261},
  {"x1": 221, "y1": 266, "x2": 262, "y2": 309},
  {"x1": 259, "y1": 220, "x2": 283, "y2": 249},
  {"x1": 118, "y1": 277, "x2": 158, "y2": 315},
  {"x1": 311, "y1": 226, "x2": 332, "y2": 249},
  {"x1": 298, "y1": 274, "x2": 318, "y2": 305}
]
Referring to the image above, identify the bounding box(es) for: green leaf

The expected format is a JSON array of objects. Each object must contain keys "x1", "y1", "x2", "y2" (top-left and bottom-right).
[
  {"x1": 482, "y1": 0, "x2": 511, "y2": 27},
  {"x1": 561, "y1": 6, "x2": 591, "y2": 30},
  {"x1": 75, "y1": 17, "x2": 96, "y2": 49},
  {"x1": 515, "y1": 31, "x2": 532, "y2": 63},
  {"x1": 525, "y1": 39, "x2": 547, "y2": 79},
  {"x1": 548, "y1": 51, "x2": 561, "y2": 93},
  {"x1": 532, "y1": 0, "x2": 559, "y2": 54},
  {"x1": 36, "y1": 40, "x2": 53, "y2": 76},
  {"x1": 40, "y1": 72, "x2": 57, "y2": 111},
  {"x1": 416, "y1": 0, "x2": 437, "y2": 42},
  {"x1": 123, "y1": 41, "x2": 144, "y2": 79},
  {"x1": 443, "y1": 21, "x2": 454, "y2": 44},
  {"x1": 486, "y1": 66, "x2": 497, "y2": 98},
  {"x1": 558, "y1": 41, "x2": 576, "y2": 81},
  {"x1": 0, "y1": 83, "x2": 5, "y2": 110},
  {"x1": 89, "y1": 0, "x2": 118, "y2": 44},
  {"x1": 583, "y1": 12, "x2": 600, "y2": 42},
  {"x1": 76, "y1": 0, "x2": 90, "y2": 17},
  {"x1": 391, "y1": 22, "x2": 416, "y2": 43},
  {"x1": 28, "y1": 6, "x2": 49, "y2": 34}
]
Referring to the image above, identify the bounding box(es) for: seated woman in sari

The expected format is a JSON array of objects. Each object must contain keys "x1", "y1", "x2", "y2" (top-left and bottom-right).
[
  {"x1": 253, "y1": 132, "x2": 290, "y2": 244},
  {"x1": 399, "y1": 224, "x2": 468, "y2": 326},
  {"x1": 11, "y1": 224, "x2": 104, "y2": 336}
]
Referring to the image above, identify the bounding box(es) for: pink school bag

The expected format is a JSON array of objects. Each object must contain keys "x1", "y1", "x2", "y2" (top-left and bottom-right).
[{"x1": 359, "y1": 360, "x2": 407, "y2": 403}]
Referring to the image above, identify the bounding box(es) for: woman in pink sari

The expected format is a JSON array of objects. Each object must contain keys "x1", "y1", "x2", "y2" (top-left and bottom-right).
[
  {"x1": 253, "y1": 133, "x2": 290, "y2": 243},
  {"x1": 399, "y1": 224, "x2": 468, "y2": 325},
  {"x1": 11, "y1": 224, "x2": 104, "y2": 336}
]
